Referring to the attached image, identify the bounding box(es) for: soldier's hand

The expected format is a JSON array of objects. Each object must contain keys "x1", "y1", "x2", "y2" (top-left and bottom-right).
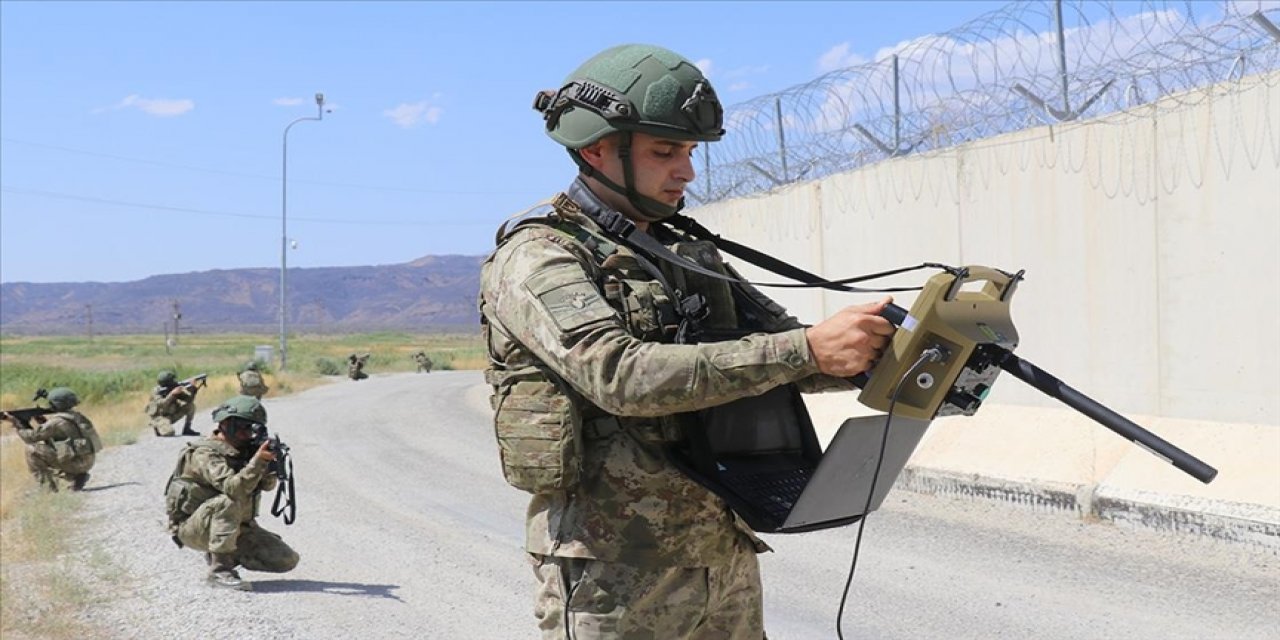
[
  {"x1": 805, "y1": 297, "x2": 896, "y2": 377},
  {"x1": 254, "y1": 440, "x2": 276, "y2": 463}
]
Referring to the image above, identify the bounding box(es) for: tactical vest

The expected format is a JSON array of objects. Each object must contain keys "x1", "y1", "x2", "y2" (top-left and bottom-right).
[
  {"x1": 482, "y1": 195, "x2": 743, "y2": 495},
  {"x1": 67, "y1": 411, "x2": 103, "y2": 455},
  {"x1": 45, "y1": 411, "x2": 100, "y2": 463},
  {"x1": 163, "y1": 442, "x2": 252, "y2": 534}
]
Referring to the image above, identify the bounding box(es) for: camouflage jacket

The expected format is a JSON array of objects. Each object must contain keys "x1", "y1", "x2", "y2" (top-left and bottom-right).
[
  {"x1": 172, "y1": 439, "x2": 276, "y2": 524},
  {"x1": 16, "y1": 410, "x2": 98, "y2": 462},
  {"x1": 480, "y1": 179, "x2": 852, "y2": 568},
  {"x1": 238, "y1": 370, "x2": 269, "y2": 398},
  {"x1": 146, "y1": 385, "x2": 193, "y2": 418}
]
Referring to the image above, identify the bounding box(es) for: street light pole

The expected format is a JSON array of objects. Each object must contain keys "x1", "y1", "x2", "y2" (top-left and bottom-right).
[{"x1": 280, "y1": 92, "x2": 326, "y2": 372}]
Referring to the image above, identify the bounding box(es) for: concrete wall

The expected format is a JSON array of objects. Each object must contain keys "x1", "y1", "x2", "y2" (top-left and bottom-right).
[
  {"x1": 692, "y1": 72, "x2": 1280, "y2": 518},
  {"x1": 696, "y1": 71, "x2": 1280, "y2": 427}
]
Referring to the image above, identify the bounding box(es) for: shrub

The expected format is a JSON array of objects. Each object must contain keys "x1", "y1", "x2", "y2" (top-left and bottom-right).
[{"x1": 314, "y1": 357, "x2": 343, "y2": 376}]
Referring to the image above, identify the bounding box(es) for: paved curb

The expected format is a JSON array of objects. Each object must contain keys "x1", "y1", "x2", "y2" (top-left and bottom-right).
[{"x1": 896, "y1": 466, "x2": 1280, "y2": 555}]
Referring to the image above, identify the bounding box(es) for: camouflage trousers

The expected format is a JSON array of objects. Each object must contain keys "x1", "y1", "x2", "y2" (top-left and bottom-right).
[
  {"x1": 529, "y1": 544, "x2": 765, "y2": 640},
  {"x1": 25, "y1": 444, "x2": 94, "y2": 488},
  {"x1": 149, "y1": 401, "x2": 195, "y2": 437},
  {"x1": 176, "y1": 495, "x2": 299, "y2": 573}
]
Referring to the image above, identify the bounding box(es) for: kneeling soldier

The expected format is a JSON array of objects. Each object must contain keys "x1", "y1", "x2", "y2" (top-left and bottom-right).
[
  {"x1": 164, "y1": 395, "x2": 299, "y2": 590},
  {"x1": 13, "y1": 388, "x2": 102, "y2": 492}
]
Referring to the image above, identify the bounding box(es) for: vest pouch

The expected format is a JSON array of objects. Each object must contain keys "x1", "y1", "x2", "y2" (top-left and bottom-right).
[
  {"x1": 493, "y1": 390, "x2": 582, "y2": 494},
  {"x1": 164, "y1": 477, "x2": 213, "y2": 526},
  {"x1": 70, "y1": 437, "x2": 93, "y2": 457},
  {"x1": 52, "y1": 440, "x2": 77, "y2": 464}
]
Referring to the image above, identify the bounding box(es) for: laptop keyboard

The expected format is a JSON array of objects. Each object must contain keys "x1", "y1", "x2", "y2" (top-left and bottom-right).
[{"x1": 720, "y1": 467, "x2": 813, "y2": 522}]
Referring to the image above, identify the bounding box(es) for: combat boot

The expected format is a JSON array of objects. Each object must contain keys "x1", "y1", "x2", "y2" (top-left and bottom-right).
[
  {"x1": 71, "y1": 473, "x2": 90, "y2": 491},
  {"x1": 34, "y1": 472, "x2": 59, "y2": 493},
  {"x1": 207, "y1": 553, "x2": 251, "y2": 591},
  {"x1": 180, "y1": 419, "x2": 200, "y2": 437}
]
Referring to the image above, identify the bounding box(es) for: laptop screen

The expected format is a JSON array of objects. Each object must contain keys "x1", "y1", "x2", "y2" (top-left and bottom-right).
[{"x1": 698, "y1": 385, "x2": 806, "y2": 456}]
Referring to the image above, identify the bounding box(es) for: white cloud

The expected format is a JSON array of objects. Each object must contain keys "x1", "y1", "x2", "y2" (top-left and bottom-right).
[
  {"x1": 694, "y1": 58, "x2": 713, "y2": 77},
  {"x1": 94, "y1": 94, "x2": 194, "y2": 117},
  {"x1": 1228, "y1": 0, "x2": 1280, "y2": 13},
  {"x1": 728, "y1": 81, "x2": 752, "y2": 92},
  {"x1": 383, "y1": 101, "x2": 443, "y2": 128},
  {"x1": 817, "y1": 43, "x2": 868, "y2": 73},
  {"x1": 273, "y1": 97, "x2": 305, "y2": 106}
]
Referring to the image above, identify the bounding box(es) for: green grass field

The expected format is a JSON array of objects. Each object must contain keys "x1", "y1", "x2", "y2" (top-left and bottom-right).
[{"x1": 0, "y1": 331, "x2": 484, "y2": 406}]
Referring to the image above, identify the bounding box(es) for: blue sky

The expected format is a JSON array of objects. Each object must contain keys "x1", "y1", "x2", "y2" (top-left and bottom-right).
[{"x1": 1, "y1": 0, "x2": 1073, "y2": 284}]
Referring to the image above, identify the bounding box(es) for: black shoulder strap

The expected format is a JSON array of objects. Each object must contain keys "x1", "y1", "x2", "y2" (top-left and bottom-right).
[
  {"x1": 585, "y1": 207, "x2": 935, "y2": 293},
  {"x1": 667, "y1": 214, "x2": 942, "y2": 293}
]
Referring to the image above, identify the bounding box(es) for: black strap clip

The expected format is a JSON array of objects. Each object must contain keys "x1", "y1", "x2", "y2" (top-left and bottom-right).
[
  {"x1": 674, "y1": 292, "x2": 709, "y2": 344},
  {"x1": 595, "y1": 209, "x2": 637, "y2": 238}
]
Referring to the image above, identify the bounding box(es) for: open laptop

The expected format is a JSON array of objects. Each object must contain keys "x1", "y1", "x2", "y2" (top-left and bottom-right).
[{"x1": 673, "y1": 385, "x2": 933, "y2": 533}]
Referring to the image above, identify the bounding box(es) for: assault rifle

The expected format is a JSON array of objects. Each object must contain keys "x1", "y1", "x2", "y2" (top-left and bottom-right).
[
  {"x1": 0, "y1": 388, "x2": 54, "y2": 429},
  {"x1": 177, "y1": 374, "x2": 208, "y2": 394},
  {"x1": 249, "y1": 424, "x2": 296, "y2": 525}
]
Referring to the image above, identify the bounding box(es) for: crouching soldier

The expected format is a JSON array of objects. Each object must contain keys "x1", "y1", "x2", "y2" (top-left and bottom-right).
[
  {"x1": 412, "y1": 351, "x2": 433, "y2": 373},
  {"x1": 238, "y1": 361, "x2": 270, "y2": 399},
  {"x1": 146, "y1": 371, "x2": 199, "y2": 437},
  {"x1": 164, "y1": 395, "x2": 299, "y2": 590},
  {"x1": 9, "y1": 387, "x2": 102, "y2": 492},
  {"x1": 347, "y1": 353, "x2": 369, "y2": 380}
]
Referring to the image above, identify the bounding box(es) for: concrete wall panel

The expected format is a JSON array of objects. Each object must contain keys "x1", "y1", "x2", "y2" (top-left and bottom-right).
[{"x1": 688, "y1": 71, "x2": 1279, "y2": 427}]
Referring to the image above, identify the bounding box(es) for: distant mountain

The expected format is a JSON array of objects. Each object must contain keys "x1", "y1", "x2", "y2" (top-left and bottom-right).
[{"x1": 0, "y1": 255, "x2": 485, "y2": 335}]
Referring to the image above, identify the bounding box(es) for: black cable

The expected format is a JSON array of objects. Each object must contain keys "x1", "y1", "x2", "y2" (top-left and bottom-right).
[{"x1": 835, "y1": 348, "x2": 943, "y2": 640}]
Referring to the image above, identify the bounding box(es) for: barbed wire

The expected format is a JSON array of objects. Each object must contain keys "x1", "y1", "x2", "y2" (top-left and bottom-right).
[{"x1": 689, "y1": 0, "x2": 1280, "y2": 205}]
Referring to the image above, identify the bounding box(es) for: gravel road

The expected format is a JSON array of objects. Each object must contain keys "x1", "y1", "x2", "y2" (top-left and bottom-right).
[{"x1": 62, "y1": 371, "x2": 1278, "y2": 639}]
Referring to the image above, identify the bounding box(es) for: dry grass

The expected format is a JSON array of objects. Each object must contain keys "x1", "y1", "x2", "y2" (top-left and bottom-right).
[
  {"x1": 0, "y1": 491, "x2": 94, "y2": 639},
  {"x1": 0, "y1": 331, "x2": 481, "y2": 639}
]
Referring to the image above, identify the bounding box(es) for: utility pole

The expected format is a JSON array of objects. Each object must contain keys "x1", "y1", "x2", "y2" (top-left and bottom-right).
[
  {"x1": 171, "y1": 300, "x2": 182, "y2": 345},
  {"x1": 280, "y1": 91, "x2": 329, "y2": 372},
  {"x1": 85, "y1": 304, "x2": 93, "y2": 343}
]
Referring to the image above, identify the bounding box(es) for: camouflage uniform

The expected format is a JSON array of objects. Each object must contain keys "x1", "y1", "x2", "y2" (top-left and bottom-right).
[
  {"x1": 347, "y1": 354, "x2": 369, "y2": 381},
  {"x1": 16, "y1": 410, "x2": 98, "y2": 491},
  {"x1": 481, "y1": 181, "x2": 852, "y2": 638},
  {"x1": 413, "y1": 352, "x2": 433, "y2": 373},
  {"x1": 167, "y1": 438, "x2": 298, "y2": 574},
  {"x1": 238, "y1": 370, "x2": 270, "y2": 399},
  {"x1": 146, "y1": 385, "x2": 196, "y2": 437}
]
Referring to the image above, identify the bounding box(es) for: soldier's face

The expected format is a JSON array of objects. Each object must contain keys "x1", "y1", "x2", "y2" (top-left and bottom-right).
[{"x1": 584, "y1": 133, "x2": 697, "y2": 210}]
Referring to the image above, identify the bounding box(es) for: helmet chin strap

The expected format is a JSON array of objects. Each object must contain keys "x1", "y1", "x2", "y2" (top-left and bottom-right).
[{"x1": 568, "y1": 132, "x2": 683, "y2": 222}]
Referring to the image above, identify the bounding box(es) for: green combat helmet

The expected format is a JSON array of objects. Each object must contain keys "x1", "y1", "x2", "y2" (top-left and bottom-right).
[
  {"x1": 533, "y1": 43, "x2": 724, "y2": 221},
  {"x1": 242, "y1": 360, "x2": 261, "y2": 373},
  {"x1": 47, "y1": 387, "x2": 79, "y2": 411},
  {"x1": 211, "y1": 395, "x2": 267, "y2": 426},
  {"x1": 158, "y1": 371, "x2": 178, "y2": 387}
]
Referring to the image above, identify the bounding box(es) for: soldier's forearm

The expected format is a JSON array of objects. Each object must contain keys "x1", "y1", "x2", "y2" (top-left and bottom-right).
[{"x1": 527, "y1": 324, "x2": 819, "y2": 417}]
